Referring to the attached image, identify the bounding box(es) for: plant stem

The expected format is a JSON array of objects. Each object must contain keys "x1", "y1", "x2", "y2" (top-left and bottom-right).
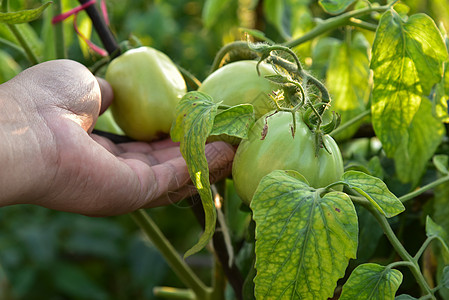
[
  {"x1": 153, "y1": 287, "x2": 196, "y2": 299},
  {"x1": 414, "y1": 236, "x2": 438, "y2": 261},
  {"x1": 330, "y1": 109, "x2": 371, "y2": 137},
  {"x1": 53, "y1": 0, "x2": 66, "y2": 59},
  {"x1": 0, "y1": 37, "x2": 26, "y2": 56},
  {"x1": 77, "y1": 0, "x2": 120, "y2": 57},
  {"x1": 1, "y1": 0, "x2": 7, "y2": 12},
  {"x1": 283, "y1": 5, "x2": 390, "y2": 49},
  {"x1": 362, "y1": 203, "x2": 435, "y2": 298},
  {"x1": 177, "y1": 64, "x2": 201, "y2": 90},
  {"x1": 130, "y1": 209, "x2": 212, "y2": 300},
  {"x1": 399, "y1": 174, "x2": 449, "y2": 203},
  {"x1": 210, "y1": 41, "x2": 251, "y2": 73},
  {"x1": 7, "y1": 24, "x2": 39, "y2": 65},
  {"x1": 348, "y1": 18, "x2": 378, "y2": 31},
  {"x1": 387, "y1": 260, "x2": 415, "y2": 269}
]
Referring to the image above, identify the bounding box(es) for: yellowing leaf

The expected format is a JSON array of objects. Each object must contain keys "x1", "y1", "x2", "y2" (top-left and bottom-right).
[
  {"x1": 251, "y1": 170, "x2": 358, "y2": 299},
  {"x1": 340, "y1": 263, "x2": 403, "y2": 299},
  {"x1": 370, "y1": 10, "x2": 447, "y2": 156},
  {"x1": 170, "y1": 91, "x2": 219, "y2": 258},
  {"x1": 342, "y1": 171, "x2": 405, "y2": 218}
]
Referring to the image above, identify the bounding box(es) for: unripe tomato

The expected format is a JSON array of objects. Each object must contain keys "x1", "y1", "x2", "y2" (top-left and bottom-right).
[
  {"x1": 198, "y1": 60, "x2": 279, "y2": 119},
  {"x1": 232, "y1": 111, "x2": 344, "y2": 205},
  {"x1": 105, "y1": 46, "x2": 187, "y2": 141}
]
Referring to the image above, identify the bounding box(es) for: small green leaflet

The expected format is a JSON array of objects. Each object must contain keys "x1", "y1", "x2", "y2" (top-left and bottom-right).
[
  {"x1": 370, "y1": 10, "x2": 448, "y2": 157},
  {"x1": 0, "y1": 2, "x2": 52, "y2": 24},
  {"x1": 442, "y1": 266, "x2": 449, "y2": 289},
  {"x1": 170, "y1": 92, "x2": 218, "y2": 258},
  {"x1": 319, "y1": 0, "x2": 355, "y2": 15},
  {"x1": 209, "y1": 104, "x2": 255, "y2": 139},
  {"x1": 342, "y1": 171, "x2": 405, "y2": 218},
  {"x1": 393, "y1": 100, "x2": 445, "y2": 185},
  {"x1": 326, "y1": 32, "x2": 371, "y2": 140},
  {"x1": 340, "y1": 263, "x2": 403, "y2": 300},
  {"x1": 433, "y1": 154, "x2": 449, "y2": 175},
  {"x1": 251, "y1": 170, "x2": 358, "y2": 299},
  {"x1": 425, "y1": 216, "x2": 449, "y2": 257}
]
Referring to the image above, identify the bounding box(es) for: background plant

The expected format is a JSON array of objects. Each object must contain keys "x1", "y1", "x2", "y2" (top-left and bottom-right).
[{"x1": 0, "y1": 0, "x2": 449, "y2": 299}]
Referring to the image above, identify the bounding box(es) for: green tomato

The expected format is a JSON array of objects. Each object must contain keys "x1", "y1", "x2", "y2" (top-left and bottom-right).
[
  {"x1": 232, "y1": 111, "x2": 344, "y2": 205},
  {"x1": 105, "y1": 46, "x2": 187, "y2": 141},
  {"x1": 198, "y1": 60, "x2": 279, "y2": 119}
]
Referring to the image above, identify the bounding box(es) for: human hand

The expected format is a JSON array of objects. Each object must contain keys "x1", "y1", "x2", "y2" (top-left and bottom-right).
[{"x1": 0, "y1": 59, "x2": 235, "y2": 216}]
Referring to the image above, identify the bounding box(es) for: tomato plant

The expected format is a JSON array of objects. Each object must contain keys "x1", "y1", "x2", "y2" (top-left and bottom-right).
[
  {"x1": 105, "y1": 46, "x2": 186, "y2": 141},
  {"x1": 232, "y1": 111, "x2": 343, "y2": 205}
]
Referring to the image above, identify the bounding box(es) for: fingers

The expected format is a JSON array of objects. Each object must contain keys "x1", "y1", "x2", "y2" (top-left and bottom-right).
[
  {"x1": 96, "y1": 77, "x2": 113, "y2": 114},
  {"x1": 144, "y1": 141, "x2": 236, "y2": 207},
  {"x1": 7, "y1": 59, "x2": 102, "y2": 133}
]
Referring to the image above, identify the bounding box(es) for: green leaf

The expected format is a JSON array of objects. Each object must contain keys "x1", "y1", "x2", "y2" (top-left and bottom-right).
[
  {"x1": 327, "y1": 32, "x2": 371, "y2": 140},
  {"x1": 442, "y1": 266, "x2": 449, "y2": 289},
  {"x1": 170, "y1": 91, "x2": 219, "y2": 257},
  {"x1": 342, "y1": 171, "x2": 405, "y2": 218},
  {"x1": 319, "y1": 0, "x2": 355, "y2": 15},
  {"x1": 0, "y1": 49, "x2": 21, "y2": 84},
  {"x1": 433, "y1": 154, "x2": 449, "y2": 175},
  {"x1": 209, "y1": 104, "x2": 255, "y2": 139},
  {"x1": 370, "y1": 10, "x2": 448, "y2": 156},
  {"x1": 425, "y1": 216, "x2": 449, "y2": 256},
  {"x1": 340, "y1": 263, "x2": 403, "y2": 300},
  {"x1": 263, "y1": 0, "x2": 311, "y2": 41},
  {"x1": 393, "y1": 99, "x2": 445, "y2": 185},
  {"x1": 0, "y1": 2, "x2": 52, "y2": 24},
  {"x1": 202, "y1": 0, "x2": 236, "y2": 29},
  {"x1": 432, "y1": 61, "x2": 449, "y2": 122},
  {"x1": 251, "y1": 170, "x2": 358, "y2": 299}
]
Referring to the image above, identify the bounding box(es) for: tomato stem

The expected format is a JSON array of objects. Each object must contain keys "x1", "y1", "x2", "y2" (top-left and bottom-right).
[
  {"x1": 354, "y1": 198, "x2": 436, "y2": 299},
  {"x1": 53, "y1": 0, "x2": 67, "y2": 59},
  {"x1": 330, "y1": 109, "x2": 370, "y2": 137},
  {"x1": 283, "y1": 4, "x2": 391, "y2": 49},
  {"x1": 130, "y1": 209, "x2": 212, "y2": 300},
  {"x1": 399, "y1": 174, "x2": 449, "y2": 203}
]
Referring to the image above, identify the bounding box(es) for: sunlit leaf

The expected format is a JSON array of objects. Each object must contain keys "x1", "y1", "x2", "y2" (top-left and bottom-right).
[
  {"x1": 370, "y1": 10, "x2": 448, "y2": 156},
  {"x1": 263, "y1": 0, "x2": 311, "y2": 41},
  {"x1": 0, "y1": 2, "x2": 52, "y2": 24},
  {"x1": 340, "y1": 263, "x2": 403, "y2": 300},
  {"x1": 432, "y1": 61, "x2": 449, "y2": 122},
  {"x1": 327, "y1": 32, "x2": 371, "y2": 140},
  {"x1": 319, "y1": 0, "x2": 355, "y2": 15},
  {"x1": 393, "y1": 100, "x2": 445, "y2": 185},
  {"x1": 342, "y1": 171, "x2": 405, "y2": 218},
  {"x1": 251, "y1": 170, "x2": 358, "y2": 299},
  {"x1": 170, "y1": 91, "x2": 219, "y2": 257}
]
